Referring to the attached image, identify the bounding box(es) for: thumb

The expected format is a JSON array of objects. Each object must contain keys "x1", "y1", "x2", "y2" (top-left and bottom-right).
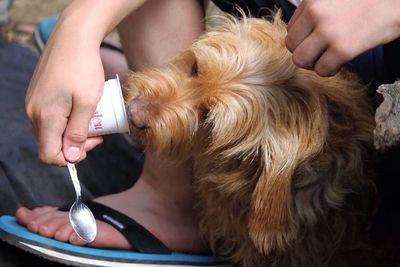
[{"x1": 62, "y1": 101, "x2": 96, "y2": 163}]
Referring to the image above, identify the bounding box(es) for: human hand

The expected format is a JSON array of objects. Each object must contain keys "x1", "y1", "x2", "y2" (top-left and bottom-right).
[
  {"x1": 26, "y1": 26, "x2": 104, "y2": 165},
  {"x1": 285, "y1": 0, "x2": 400, "y2": 76}
]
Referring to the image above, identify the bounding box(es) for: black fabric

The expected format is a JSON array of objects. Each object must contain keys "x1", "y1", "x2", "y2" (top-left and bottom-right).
[
  {"x1": 0, "y1": 41, "x2": 69, "y2": 267},
  {"x1": 100, "y1": 41, "x2": 124, "y2": 54},
  {"x1": 0, "y1": 41, "x2": 72, "y2": 214},
  {"x1": 75, "y1": 135, "x2": 144, "y2": 199},
  {"x1": 212, "y1": 0, "x2": 296, "y2": 22},
  {"x1": 370, "y1": 147, "x2": 400, "y2": 266},
  {"x1": 383, "y1": 38, "x2": 400, "y2": 84}
]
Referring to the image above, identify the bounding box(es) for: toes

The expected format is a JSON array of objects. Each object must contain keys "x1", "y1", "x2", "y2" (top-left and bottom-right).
[
  {"x1": 26, "y1": 208, "x2": 60, "y2": 233},
  {"x1": 16, "y1": 206, "x2": 132, "y2": 250},
  {"x1": 69, "y1": 232, "x2": 88, "y2": 246},
  {"x1": 38, "y1": 216, "x2": 69, "y2": 238},
  {"x1": 16, "y1": 206, "x2": 66, "y2": 237},
  {"x1": 54, "y1": 223, "x2": 75, "y2": 242},
  {"x1": 15, "y1": 207, "x2": 34, "y2": 225},
  {"x1": 31, "y1": 206, "x2": 58, "y2": 215},
  {"x1": 15, "y1": 206, "x2": 56, "y2": 224}
]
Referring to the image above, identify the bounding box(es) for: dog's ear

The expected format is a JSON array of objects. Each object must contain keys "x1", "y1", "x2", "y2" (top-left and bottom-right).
[
  {"x1": 204, "y1": 86, "x2": 269, "y2": 161},
  {"x1": 204, "y1": 83, "x2": 324, "y2": 253},
  {"x1": 248, "y1": 138, "x2": 300, "y2": 254},
  {"x1": 246, "y1": 83, "x2": 328, "y2": 254}
]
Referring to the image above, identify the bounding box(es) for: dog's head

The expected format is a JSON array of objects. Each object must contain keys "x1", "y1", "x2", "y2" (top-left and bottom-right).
[{"x1": 125, "y1": 14, "x2": 372, "y2": 256}]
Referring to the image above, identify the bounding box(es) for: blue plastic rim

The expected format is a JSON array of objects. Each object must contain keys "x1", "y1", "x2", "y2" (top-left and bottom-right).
[
  {"x1": 0, "y1": 215, "x2": 226, "y2": 264},
  {"x1": 37, "y1": 15, "x2": 58, "y2": 43}
]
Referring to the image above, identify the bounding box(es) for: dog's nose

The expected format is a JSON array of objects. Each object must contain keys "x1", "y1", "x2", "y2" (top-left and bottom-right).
[{"x1": 128, "y1": 98, "x2": 150, "y2": 129}]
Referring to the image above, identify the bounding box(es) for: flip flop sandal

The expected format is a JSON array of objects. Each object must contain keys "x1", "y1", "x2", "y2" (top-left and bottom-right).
[
  {"x1": 34, "y1": 15, "x2": 56, "y2": 51},
  {"x1": 0, "y1": 201, "x2": 231, "y2": 266}
]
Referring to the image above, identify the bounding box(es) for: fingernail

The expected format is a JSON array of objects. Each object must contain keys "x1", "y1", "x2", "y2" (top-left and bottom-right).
[
  {"x1": 66, "y1": 146, "x2": 81, "y2": 161},
  {"x1": 55, "y1": 231, "x2": 61, "y2": 238}
]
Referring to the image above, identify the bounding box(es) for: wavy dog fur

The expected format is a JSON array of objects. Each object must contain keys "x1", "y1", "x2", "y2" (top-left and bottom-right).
[{"x1": 124, "y1": 13, "x2": 376, "y2": 266}]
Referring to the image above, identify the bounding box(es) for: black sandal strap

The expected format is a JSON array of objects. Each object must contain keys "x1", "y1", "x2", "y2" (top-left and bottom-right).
[
  {"x1": 60, "y1": 200, "x2": 171, "y2": 254},
  {"x1": 100, "y1": 42, "x2": 124, "y2": 54}
]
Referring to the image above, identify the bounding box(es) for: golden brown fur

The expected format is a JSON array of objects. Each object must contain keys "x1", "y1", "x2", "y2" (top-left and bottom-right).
[{"x1": 124, "y1": 14, "x2": 376, "y2": 266}]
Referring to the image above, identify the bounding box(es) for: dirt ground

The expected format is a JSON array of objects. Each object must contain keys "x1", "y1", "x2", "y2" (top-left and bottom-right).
[
  {"x1": 3, "y1": 0, "x2": 70, "y2": 51},
  {"x1": 9, "y1": 0, "x2": 69, "y2": 24}
]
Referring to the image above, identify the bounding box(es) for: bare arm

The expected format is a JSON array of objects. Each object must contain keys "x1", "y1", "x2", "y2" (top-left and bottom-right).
[
  {"x1": 25, "y1": 0, "x2": 149, "y2": 165},
  {"x1": 285, "y1": 0, "x2": 400, "y2": 76}
]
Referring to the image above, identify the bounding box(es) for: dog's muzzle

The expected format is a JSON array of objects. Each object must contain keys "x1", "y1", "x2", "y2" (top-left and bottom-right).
[{"x1": 127, "y1": 98, "x2": 151, "y2": 129}]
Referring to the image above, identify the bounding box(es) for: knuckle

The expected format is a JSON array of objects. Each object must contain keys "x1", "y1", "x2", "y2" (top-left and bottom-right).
[
  {"x1": 313, "y1": 24, "x2": 337, "y2": 45},
  {"x1": 306, "y1": 2, "x2": 323, "y2": 20},
  {"x1": 25, "y1": 102, "x2": 45, "y2": 123},
  {"x1": 315, "y1": 68, "x2": 330, "y2": 77},
  {"x1": 66, "y1": 128, "x2": 88, "y2": 143},
  {"x1": 330, "y1": 42, "x2": 351, "y2": 61},
  {"x1": 38, "y1": 151, "x2": 54, "y2": 164},
  {"x1": 285, "y1": 35, "x2": 295, "y2": 52},
  {"x1": 38, "y1": 109, "x2": 53, "y2": 122},
  {"x1": 25, "y1": 103, "x2": 34, "y2": 119},
  {"x1": 315, "y1": 62, "x2": 336, "y2": 77},
  {"x1": 292, "y1": 52, "x2": 312, "y2": 69},
  {"x1": 38, "y1": 148, "x2": 64, "y2": 165}
]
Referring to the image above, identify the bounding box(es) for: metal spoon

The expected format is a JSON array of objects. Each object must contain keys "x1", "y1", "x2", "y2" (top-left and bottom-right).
[{"x1": 66, "y1": 162, "x2": 97, "y2": 243}]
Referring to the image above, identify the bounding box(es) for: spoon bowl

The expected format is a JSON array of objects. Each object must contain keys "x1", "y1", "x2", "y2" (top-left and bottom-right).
[
  {"x1": 67, "y1": 162, "x2": 97, "y2": 243},
  {"x1": 69, "y1": 200, "x2": 97, "y2": 242}
]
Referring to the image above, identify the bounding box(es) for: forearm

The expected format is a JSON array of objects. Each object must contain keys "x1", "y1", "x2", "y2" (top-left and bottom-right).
[
  {"x1": 26, "y1": 0, "x2": 148, "y2": 164},
  {"x1": 55, "y1": 0, "x2": 148, "y2": 47}
]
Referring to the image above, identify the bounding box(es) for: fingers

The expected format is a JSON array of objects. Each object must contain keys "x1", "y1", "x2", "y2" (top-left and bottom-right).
[
  {"x1": 313, "y1": 47, "x2": 346, "y2": 77},
  {"x1": 285, "y1": 0, "x2": 374, "y2": 77},
  {"x1": 62, "y1": 97, "x2": 98, "y2": 163},
  {"x1": 289, "y1": 27, "x2": 352, "y2": 76},
  {"x1": 285, "y1": 15, "x2": 314, "y2": 54},
  {"x1": 286, "y1": 0, "x2": 306, "y2": 30},
  {"x1": 286, "y1": 1, "x2": 332, "y2": 74},
  {"x1": 84, "y1": 137, "x2": 104, "y2": 151},
  {"x1": 28, "y1": 96, "x2": 103, "y2": 165},
  {"x1": 29, "y1": 106, "x2": 69, "y2": 166},
  {"x1": 291, "y1": 38, "x2": 347, "y2": 77},
  {"x1": 290, "y1": 32, "x2": 328, "y2": 70},
  {"x1": 286, "y1": 0, "x2": 312, "y2": 52},
  {"x1": 285, "y1": 0, "x2": 345, "y2": 76}
]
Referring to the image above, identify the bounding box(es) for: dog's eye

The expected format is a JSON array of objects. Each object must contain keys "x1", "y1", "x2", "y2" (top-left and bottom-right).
[{"x1": 190, "y1": 62, "x2": 198, "y2": 77}]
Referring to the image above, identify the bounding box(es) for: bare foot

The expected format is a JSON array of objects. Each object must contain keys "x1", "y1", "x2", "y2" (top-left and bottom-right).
[{"x1": 16, "y1": 156, "x2": 208, "y2": 254}]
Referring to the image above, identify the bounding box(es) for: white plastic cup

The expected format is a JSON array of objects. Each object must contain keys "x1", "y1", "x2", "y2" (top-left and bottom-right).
[{"x1": 88, "y1": 75, "x2": 130, "y2": 136}]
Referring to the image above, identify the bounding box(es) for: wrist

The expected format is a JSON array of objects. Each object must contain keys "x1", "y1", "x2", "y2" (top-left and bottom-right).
[{"x1": 58, "y1": 4, "x2": 108, "y2": 46}]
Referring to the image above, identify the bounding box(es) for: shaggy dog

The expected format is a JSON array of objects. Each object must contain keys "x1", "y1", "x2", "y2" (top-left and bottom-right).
[{"x1": 124, "y1": 14, "x2": 376, "y2": 267}]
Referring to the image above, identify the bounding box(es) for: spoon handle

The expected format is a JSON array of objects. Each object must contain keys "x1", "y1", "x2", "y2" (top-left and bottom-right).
[{"x1": 67, "y1": 162, "x2": 82, "y2": 200}]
